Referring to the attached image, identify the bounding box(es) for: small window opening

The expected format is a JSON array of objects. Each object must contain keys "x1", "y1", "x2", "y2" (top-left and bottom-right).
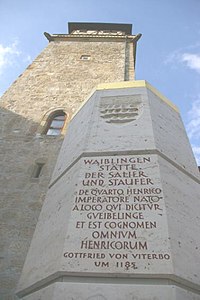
[
  {"x1": 32, "y1": 163, "x2": 45, "y2": 178},
  {"x1": 80, "y1": 55, "x2": 91, "y2": 61},
  {"x1": 46, "y1": 112, "x2": 66, "y2": 136}
]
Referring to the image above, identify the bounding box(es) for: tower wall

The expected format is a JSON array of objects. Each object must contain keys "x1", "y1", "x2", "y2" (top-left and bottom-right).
[{"x1": 0, "y1": 26, "x2": 139, "y2": 299}]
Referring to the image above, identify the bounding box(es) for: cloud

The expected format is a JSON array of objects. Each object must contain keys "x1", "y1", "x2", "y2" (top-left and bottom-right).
[
  {"x1": 0, "y1": 40, "x2": 21, "y2": 74},
  {"x1": 164, "y1": 44, "x2": 200, "y2": 74},
  {"x1": 187, "y1": 96, "x2": 200, "y2": 140},
  {"x1": 165, "y1": 45, "x2": 200, "y2": 164},
  {"x1": 186, "y1": 96, "x2": 200, "y2": 165},
  {"x1": 23, "y1": 54, "x2": 32, "y2": 64},
  {"x1": 191, "y1": 145, "x2": 200, "y2": 165},
  {"x1": 164, "y1": 50, "x2": 180, "y2": 65},
  {"x1": 0, "y1": 40, "x2": 32, "y2": 76},
  {"x1": 181, "y1": 53, "x2": 200, "y2": 73}
]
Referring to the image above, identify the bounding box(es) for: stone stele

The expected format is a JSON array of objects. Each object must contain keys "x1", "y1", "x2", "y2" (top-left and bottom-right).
[{"x1": 16, "y1": 81, "x2": 200, "y2": 300}]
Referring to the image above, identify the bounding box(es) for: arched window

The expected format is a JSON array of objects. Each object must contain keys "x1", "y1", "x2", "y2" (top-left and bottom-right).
[{"x1": 45, "y1": 111, "x2": 66, "y2": 136}]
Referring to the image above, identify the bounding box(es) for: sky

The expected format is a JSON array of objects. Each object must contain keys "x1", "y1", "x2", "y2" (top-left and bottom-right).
[{"x1": 0, "y1": 0, "x2": 200, "y2": 164}]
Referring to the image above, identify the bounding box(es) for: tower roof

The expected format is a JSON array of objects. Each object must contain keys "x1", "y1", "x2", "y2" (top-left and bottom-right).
[{"x1": 68, "y1": 22, "x2": 132, "y2": 35}]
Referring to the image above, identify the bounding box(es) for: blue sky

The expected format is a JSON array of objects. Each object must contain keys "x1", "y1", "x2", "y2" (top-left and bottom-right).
[{"x1": 0, "y1": 0, "x2": 200, "y2": 164}]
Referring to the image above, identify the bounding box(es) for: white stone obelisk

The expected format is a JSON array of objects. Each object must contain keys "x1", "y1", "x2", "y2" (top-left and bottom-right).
[{"x1": 17, "y1": 81, "x2": 200, "y2": 300}]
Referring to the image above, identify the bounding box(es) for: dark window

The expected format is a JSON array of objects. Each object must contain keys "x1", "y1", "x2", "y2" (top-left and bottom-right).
[
  {"x1": 80, "y1": 55, "x2": 91, "y2": 60},
  {"x1": 32, "y1": 163, "x2": 45, "y2": 178},
  {"x1": 46, "y1": 112, "x2": 66, "y2": 136}
]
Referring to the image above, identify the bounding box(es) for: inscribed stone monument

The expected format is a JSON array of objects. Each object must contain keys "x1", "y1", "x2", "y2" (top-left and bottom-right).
[{"x1": 16, "y1": 81, "x2": 200, "y2": 300}]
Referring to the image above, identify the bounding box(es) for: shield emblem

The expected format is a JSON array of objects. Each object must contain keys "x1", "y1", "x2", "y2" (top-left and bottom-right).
[{"x1": 100, "y1": 95, "x2": 143, "y2": 124}]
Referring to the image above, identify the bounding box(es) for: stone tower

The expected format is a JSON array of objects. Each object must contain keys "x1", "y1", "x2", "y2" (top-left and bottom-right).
[{"x1": 0, "y1": 23, "x2": 141, "y2": 299}]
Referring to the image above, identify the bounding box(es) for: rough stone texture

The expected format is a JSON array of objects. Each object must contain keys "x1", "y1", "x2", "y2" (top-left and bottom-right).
[
  {"x1": 21, "y1": 282, "x2": 200, "y2": 300},
  {"x1": 0, "y1": 30, "x2": 138, "y2": 300},
  {"x1": 17, "y1": 86, "x2": 200, "y2": 299}
]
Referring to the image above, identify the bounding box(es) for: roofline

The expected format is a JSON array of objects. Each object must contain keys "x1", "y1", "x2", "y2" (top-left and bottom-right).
[
  {"x1": 44, "y1": 32, "x2": 142, "y2": 43},
  {"x1": 68, "y1": 22, "x2": 132, "y2": 35}
]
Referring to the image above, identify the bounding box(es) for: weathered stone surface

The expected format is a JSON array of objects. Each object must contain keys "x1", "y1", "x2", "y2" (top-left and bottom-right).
[
  {"x1": 17, "y1": 84, "x2": 200, "y2": 299},
  {"x1": 21, "y1": 282, "x2": 200, "y2": 300}
]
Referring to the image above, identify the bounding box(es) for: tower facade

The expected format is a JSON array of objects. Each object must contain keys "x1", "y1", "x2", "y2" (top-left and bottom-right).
[{"x1": 0, "y1": 23, "x2": 141, "y2": 299}]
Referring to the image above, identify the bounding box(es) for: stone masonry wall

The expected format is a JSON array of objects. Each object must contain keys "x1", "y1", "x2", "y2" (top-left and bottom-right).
[{"x1": 0, "y1": 37, "x2": 136, "y2": 299}]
